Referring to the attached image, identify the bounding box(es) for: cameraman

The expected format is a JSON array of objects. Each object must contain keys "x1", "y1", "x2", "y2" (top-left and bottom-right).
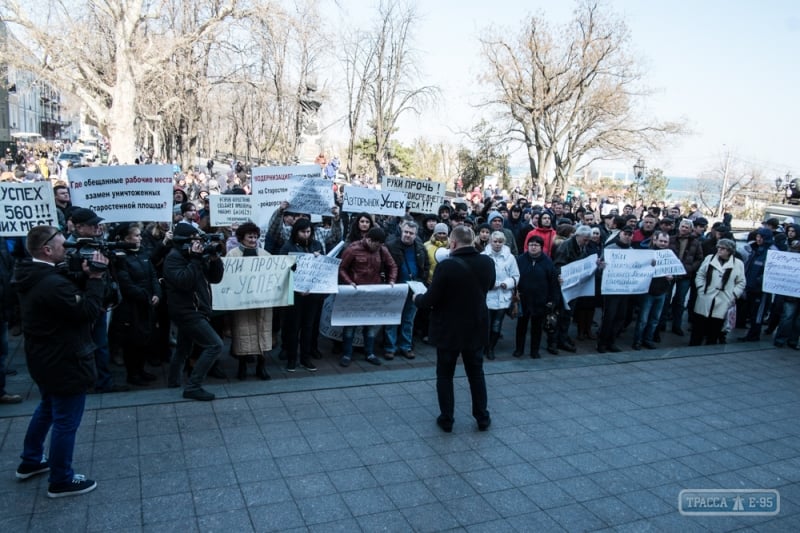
[
  {"x1": 66, "y1": 208, "x2": 127, "y2": 393},
  {"x1": 164, "y1": 224, "x2": 224, "y2": 401}
]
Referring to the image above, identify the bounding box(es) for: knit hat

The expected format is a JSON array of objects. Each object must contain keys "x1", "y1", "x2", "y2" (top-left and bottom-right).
[
  {"x1": 434, "y1": 223, "x2": 449, "y2": 235},
  {"x1": 716, "y1": 238, "x2": 736, "y2": 252},
  {"x1": 488, "y1": 211, "x2": 503, "y2": 223},
  {"x1": 173, "y1": 223, "x2": 200, "y2": 239}
]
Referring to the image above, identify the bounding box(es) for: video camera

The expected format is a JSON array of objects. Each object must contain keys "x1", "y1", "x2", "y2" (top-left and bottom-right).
[
  {"x1": 173, "y1": 231, "x2": 225, "y2": 256},
  {"x1": 63, "y1": 238, "x2": 137, "y2": 272}
]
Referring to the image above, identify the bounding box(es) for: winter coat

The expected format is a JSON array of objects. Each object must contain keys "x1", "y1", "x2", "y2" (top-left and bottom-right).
[
  {"x1": 523, "y1": 226, "x2": 557, "y2": 257},
  {"x1": 669, "y1": 233, "x2": 704, "y2": 279},
  {"x1": 483, "y1": 245, "x2": 520, "y2": 310},
  {"x1": 227, "y1": 246, "x2": 272, "y2": 356},
  {"x1": 12, "y1": 260, "x2": 104, "y2": 394},
  {"x1": 110, "y1": 249, "x2": 162, "y2": 346},
  {"x1": 553, "y1": 235, "x2": 592, "y2": 269},
  {"x1": 516, "y1": 251, "x2": 557, "y2": 316},
  {"x1": 414, "y1": 246, "x2": 496, "y2": 351},
  {"x1": 163, "y1": 246, "x2": 224, "y2": 320},
  {"x1": 693, "y1": 254, "x2": 746, "y2": 319},
  {"x1": 339, "y1": 239, "x2": 398, "y2": 286},
  {"x1": 743, "y1": 228, "x2": 777, "y2": 292},
  {"x1": 0, "y1": 238, "x2": 15, "y2": 322},
  {"x1": 424, "y1": 237, "x2": 449, "y2": 282},
  {"x1": 386, "y1": 236, "x2": 430, "y2": 284}
]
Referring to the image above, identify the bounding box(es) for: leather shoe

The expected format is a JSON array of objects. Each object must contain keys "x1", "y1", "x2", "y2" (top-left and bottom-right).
[
  {"x1": 512, "y1": 350, "x2": 523, "y2": 358},
  {"x1": 0, "y1": 393, "x2": 23, "y2": 404},
  {"x1": 436, "y1": 416, "x2": 453, "y2": 433},
  {"x1": 632, "y1": 343, "x2": 641, "y2": 351},
  {"x1": 531, "y1": 351, "x2": 541, "y2": 359},
  {"x1": 399, "y1": 349, "x2": 415, "y2": 360},
  {"x1": 596, "y1": 345, "x2": 607, "y2": 354},
  {"x1": 672, "y1": 327, "x2": 685, "y2": 336},
  {"x1": 642, "y1": 341, "x2": 656, "y2": 349},
  {"x1": 383, "y1": 351, "x2": 395, "y2": 360},
  {"x1": 207, "y1": 364, "x2": 227, "y2": 379},
  {"x1": 608, "y1": 344, "x2": 622, "y2": 353},
  {"x1": 557, "y1": 343, "x2": 576, "y2": 353},
  {"x1": 653, "y1": 332, "x2": 661, "y2": 343},
  {"x1": 183, "y1": 388, "x2": 215, "y2": 401},
  {"x1": 477, "y1": 417, "x2": 491, "y2": 431},
  {"x1": 547, "y1": 346, "x2": 559, "y2": 355}
]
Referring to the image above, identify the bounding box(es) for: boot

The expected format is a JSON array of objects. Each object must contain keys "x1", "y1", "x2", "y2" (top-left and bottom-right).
[
  {"x1": 256, "y1": 356, "x2": 271, "y2": 381},
  {"x1": 487, "y1": 331, "x2": 500, "y2": 360},
  {"x1": 237, "y1": 358, "x2": 247, "y2": 381}
]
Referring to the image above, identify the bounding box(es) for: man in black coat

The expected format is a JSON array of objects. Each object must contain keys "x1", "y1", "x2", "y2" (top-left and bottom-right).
[
  {"x1": 414, "y1": 225, "x2": 495, "y2": 433},
  {"x1": 514, "y1": 236, "x2": 558, "y2": 358},
  {"x1": 164, "y1": 224, "x2": 224, "y2": 400},
  {"x1": 13, "y1": 225, "x2": 107, "y2": 498}
]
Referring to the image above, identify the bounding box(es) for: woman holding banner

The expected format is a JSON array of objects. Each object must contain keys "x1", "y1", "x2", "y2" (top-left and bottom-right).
[
  {"x1": 228, "y1": 222, "x2": 273, "y2": 380},
  {"x1": 280, "y1": 218, "x2": 325, "y2": 372}
]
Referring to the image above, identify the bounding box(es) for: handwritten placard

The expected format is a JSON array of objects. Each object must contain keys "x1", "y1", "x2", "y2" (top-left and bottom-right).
[
  {"x1": 319, "y1": 295, "x2": 364, "y2": 345},
  {"x1": 68, "y1": 165, "x2": 173, "y2": 223},
  {"x1": 330, "y1": 284, "x2": 408, "y2": 325},
  {"x1": 209, "y1": 195, "x2": 253, "y2": 226},
  {"x1": 653, "y1": 249, "x2": 686, "y2": 277},
  {"x1": 560, "y1": 254, "x2": 598, "y2": 306},
  {"x1": 0, "y1": 182, "x2": 58, "y2": 236},
  {"x1": 342, "y1": 186, "x2": 407, "y2": 216},
  {"x1": 250, "y1": 165, "x2": 332, "y2": 225},
  {"x1": 763, "y1": 250, "x2": 800, "y2": 297},
  {"x1": 600, "y1": 249, "x2": 654, "y2": 295},
  {"x1": 212, "y1": 255, "x2": 295, "y2": 310},
  {"x1": 293, "y1": 254, "x2": 341, "y2": 294},
  {"x1": 381, "y1": 176, "x2": 444, "y2": 214}
]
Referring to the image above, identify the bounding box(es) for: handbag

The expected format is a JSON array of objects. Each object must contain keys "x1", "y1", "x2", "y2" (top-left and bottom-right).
[
  {"x1": 506, "y1": 289, "x2": 520, "y2": 319},
  {"x1": 543, "y1": 305, "x2": 559, "y2": 334}
]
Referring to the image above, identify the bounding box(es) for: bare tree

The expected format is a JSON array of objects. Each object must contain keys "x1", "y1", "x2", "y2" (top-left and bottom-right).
[
  {"x1": 340, "y1": 28, "x2": 376, "y2": 177},
  {"x1": 696, "y1": 152, "x2": 766, "y2": 218},
  {"x1": 478, "y1": 0, "x2": 683, "y2": 199},
  {"x1": 0, "y1": 0, "x2": 238, "y2": 164}
]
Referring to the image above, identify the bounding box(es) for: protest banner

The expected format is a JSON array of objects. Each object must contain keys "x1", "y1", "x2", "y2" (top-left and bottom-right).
[
  {"x1": 0, "y1": 182, "x2": 58, "y2": 236},
  {"x1": 292, "y1": 254, "x2": 341, "y2": 294},
  {"x1": 381, "y1": 176, "x2": 444, "y2": 214},
  {"x1": 600, "y1": 249, "x2": 654, "y2": 295},
  {"x1": 212, "y1": 255, "x2": 295, "y2": 310},
  {"x1": 653, "y1": 249, "x2": 686, "y2": 277},
  {"x1": 560, "y1": 254, "x2": 598, "y2": 307},
  {"x1": 209, "y1": 195, "x2": 253, "y2": 226},
  {"x1": 250, "y1": 165, "x2": 332, "y2": 226},
  {"x1": 330, "y1": 284, "x2": 408, "y2": 326},
  {"x1": 763, "y1": 249, "x2": 800, "y2": 298},
  {"x1": 341, "y1": 186, "x2": 407, "y2": 216},
  {"x1": 68, "y1": 165, "x2": 173, "y2": 223},
  {"x1": 319, "y1": 295, "x2": 364, "y2": 346}
]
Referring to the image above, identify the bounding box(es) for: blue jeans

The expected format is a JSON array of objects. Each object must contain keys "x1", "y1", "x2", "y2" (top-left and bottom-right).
[
  {"x1": 488, "y1": 308, "x2": 506, "y2": 335},
  {"x1": 384, "y1": 293, "x2": 417, "y2": 353},
  {"x1": 342, "y1": 325, "x2": 380, "y2": 358},
  {"x1": 92, "y1": 312, "x2": 113, "y2": 391},
  {"x1": 775, "y1": 299, "x2": 800, "y2": 346},
  {"x1": 0, "y1": 321, "x2": 8, "y2": 394},
  {"x1": 634, "y1": 293, "x2": 667, "y2": 344},
  {"x1": 21, "y1": 389, "x2": 86, "y2": 485},
  {"x1": 169, "y1": 315, "x2": 223, "y2": 392}
]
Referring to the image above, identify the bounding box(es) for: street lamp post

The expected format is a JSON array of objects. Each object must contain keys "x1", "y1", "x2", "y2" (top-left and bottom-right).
[
  {"x1": 633, "y1": 157, "x2": 646, "y2": 205},
  {"x1": 777, "y1": 172, "x2": 793, "y2": 204}
]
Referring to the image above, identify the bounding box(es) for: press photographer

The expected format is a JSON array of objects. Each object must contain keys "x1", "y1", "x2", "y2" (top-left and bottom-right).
[
  {"x1": 164, "y1": 224, "x2": 224, "y2": 401},
  {"x1": 65, "y1": 208, "x2": 127, "y2": 393}
]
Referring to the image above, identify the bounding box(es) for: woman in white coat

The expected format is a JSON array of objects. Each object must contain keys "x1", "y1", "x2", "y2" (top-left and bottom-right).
[
  {"x1": 483, "y1": 231, "x2": 520, "y2": 359},
  {"x1": 689, "y1": 238, "x2": 745, "y2": 346}
]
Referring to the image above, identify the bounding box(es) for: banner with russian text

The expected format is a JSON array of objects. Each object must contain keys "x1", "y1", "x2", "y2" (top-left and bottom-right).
[
  {"x1": 68, "y1": 165, "x2": 173, "y2": 223},
  {"x1": 209, "y1": 195, "x2": 254, "y2": 226},
  {"x1": 381, "y1": 176, "x2": 445, "y2": 214},
  {"x1": 600, "y1": 249, "x2": 654, "y2": 295},
  {"x1": 0, "y1": 182, "x2": 58, "y2": 236},
  {"x1": 559, "y1": 254, "x2": 598, "y2": 307},
  {"x1": 764, "y1": 250, "x2": 800, "y2": 298},
  {"x1": 330, "y1": 284, "x2": 407, "y2": 325},
  {"x1": 211, "y1": 255, "x2": 295, "y2": 310},
  {"x1": 341, "y1": 186, "x2": 407, "y2": 216},
  {"x1": 292, "y1": 253, "x2": 341, "y2": 294},
  {"x1": 250, "y1": 165, "x2": 332, "y2": 226}
]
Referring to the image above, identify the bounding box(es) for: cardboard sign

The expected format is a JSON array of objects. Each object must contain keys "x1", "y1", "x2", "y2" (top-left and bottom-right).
[
  {"x1": 341, "y1": 186, "x2": 407, "y2": 216},
  {"x1": 292, "y1": 254, "x2": 341, "y2": 294},
  {"x1": 600, "y1": 249, "x2": 654, "y2": 295},
  {"x1": 764, "y1": 249, "x2": 800, "y2": 297},
  {"x1": 212, "y1": 255, "x2": 295, "y2": 310},
  {"x1": 381, "y1": 176, "x2": 444, "y2": 214},
  {"x1": 0, "y1": 182, "x2": 58, "y2": 236},
  {"x1": 209, "y1": 195, "x2": 254, "y2": 226},
  {"x1": 330, "y1": 284, "x2": 408, "y2": 326}
]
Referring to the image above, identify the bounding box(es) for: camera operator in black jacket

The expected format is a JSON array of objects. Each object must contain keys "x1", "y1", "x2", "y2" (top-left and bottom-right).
[{"x1": 164, "y1": 224, "x2": 224, "y2": 401}]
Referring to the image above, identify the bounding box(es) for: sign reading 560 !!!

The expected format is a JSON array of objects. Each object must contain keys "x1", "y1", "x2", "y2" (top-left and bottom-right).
[{"x1": 0, "y1": 182, "x2": 58, "y2": 236}]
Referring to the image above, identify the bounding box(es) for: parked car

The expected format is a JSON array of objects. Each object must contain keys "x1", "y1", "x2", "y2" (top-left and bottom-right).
[
  {"x1": 78, "y1": 147, "x2": 96, "y2": 162},
  {"x1": 57, "y1": 151, "x2": 85, "y2": 167}
]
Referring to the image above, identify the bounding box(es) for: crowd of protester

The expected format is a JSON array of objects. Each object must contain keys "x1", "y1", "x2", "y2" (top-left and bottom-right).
[{"x1": 1, "y1": 152, "x2": 799, "y2": 405}]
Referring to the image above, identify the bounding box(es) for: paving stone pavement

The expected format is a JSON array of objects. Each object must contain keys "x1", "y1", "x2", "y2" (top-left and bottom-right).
[{"x1": 1, "y1": 323, "x2": 800, "y2": 531}]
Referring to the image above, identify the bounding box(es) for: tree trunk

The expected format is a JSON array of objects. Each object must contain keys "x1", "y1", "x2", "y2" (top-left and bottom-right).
[{"x1": 108, "y1": 75, "x2": 138, "y2": 164}]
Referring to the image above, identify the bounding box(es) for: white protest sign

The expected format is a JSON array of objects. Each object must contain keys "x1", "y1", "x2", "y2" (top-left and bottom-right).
[
  {"x1": 0, "y1": 182, "x2": 58, "y2": 236},
  {"x1": 763, "y1": 249, "x2": 800, "y2": 297},
  {"x1": 250, "y1": 165, "x2": 331, "y2": 226},
  {"x1": 330, "y1": 284, "x2": 408, "y2": 326},
  {"x1": 600, "y1": 248, "x2": 654, "y2": 295},
  {"x1": 293, "y1": 254, "x2": 341, "y2": 294},
  {"x1": 319, "y1": 295, "x2": 365, "y2": 345},
  {"x1": 560, "y1": 254, "x2": 598, "y2": 307},
  {"x1": 653, "y1": 249, "x2": 686, "y2": 277},
  {"x1": 341, "y1": 186, "x2": 407, "y2": 216},
  {"x1": 68, "y1": 165, "x2": 173, "y2": 224},
  {"x1": 381, "y1": 176, "x2": 444, "y2": 214},
  {"x1": 406, "y1": 280, "x2": 427, "y2": 296},
  {"x1": 209, "y1": 195, "x2": 253, "y2": 226},
  {"x1": 212, "y1": 255, "x2": 295, "y2": 310}
]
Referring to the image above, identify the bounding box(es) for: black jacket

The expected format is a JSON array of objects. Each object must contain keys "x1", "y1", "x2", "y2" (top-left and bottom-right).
[
  {"x1": 163, "y1": 247, "x2": 224, "y2": 320},
  {"x1": 414, "y1": 246, "x2": 495, "y2": 351},
  {"x1": 111, "y1": 250, "x2": 162, "y2": 344},
  {"x1": 13, "y1": 259, "x2": 105, "y2": 394},
  {"x1": 516, "y1": 251, "x2": 558, "y2": 316},
  {"x1": 385, "y1": 236, "x2": 430, "y2": 284}
]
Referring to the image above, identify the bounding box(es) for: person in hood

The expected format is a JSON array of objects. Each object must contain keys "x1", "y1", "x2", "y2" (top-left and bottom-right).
[
  {"x1": 739, "y1": 228, "x2": 778, "y2": 342},
  {"x1": 13, "y1": 226, "x2": 106, "y2": 498}
]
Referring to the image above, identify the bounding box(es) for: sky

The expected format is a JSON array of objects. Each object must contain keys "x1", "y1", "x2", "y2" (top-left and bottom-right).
[{"x1": 322, "y1": 0, "x2": 800, "y2": 180}]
